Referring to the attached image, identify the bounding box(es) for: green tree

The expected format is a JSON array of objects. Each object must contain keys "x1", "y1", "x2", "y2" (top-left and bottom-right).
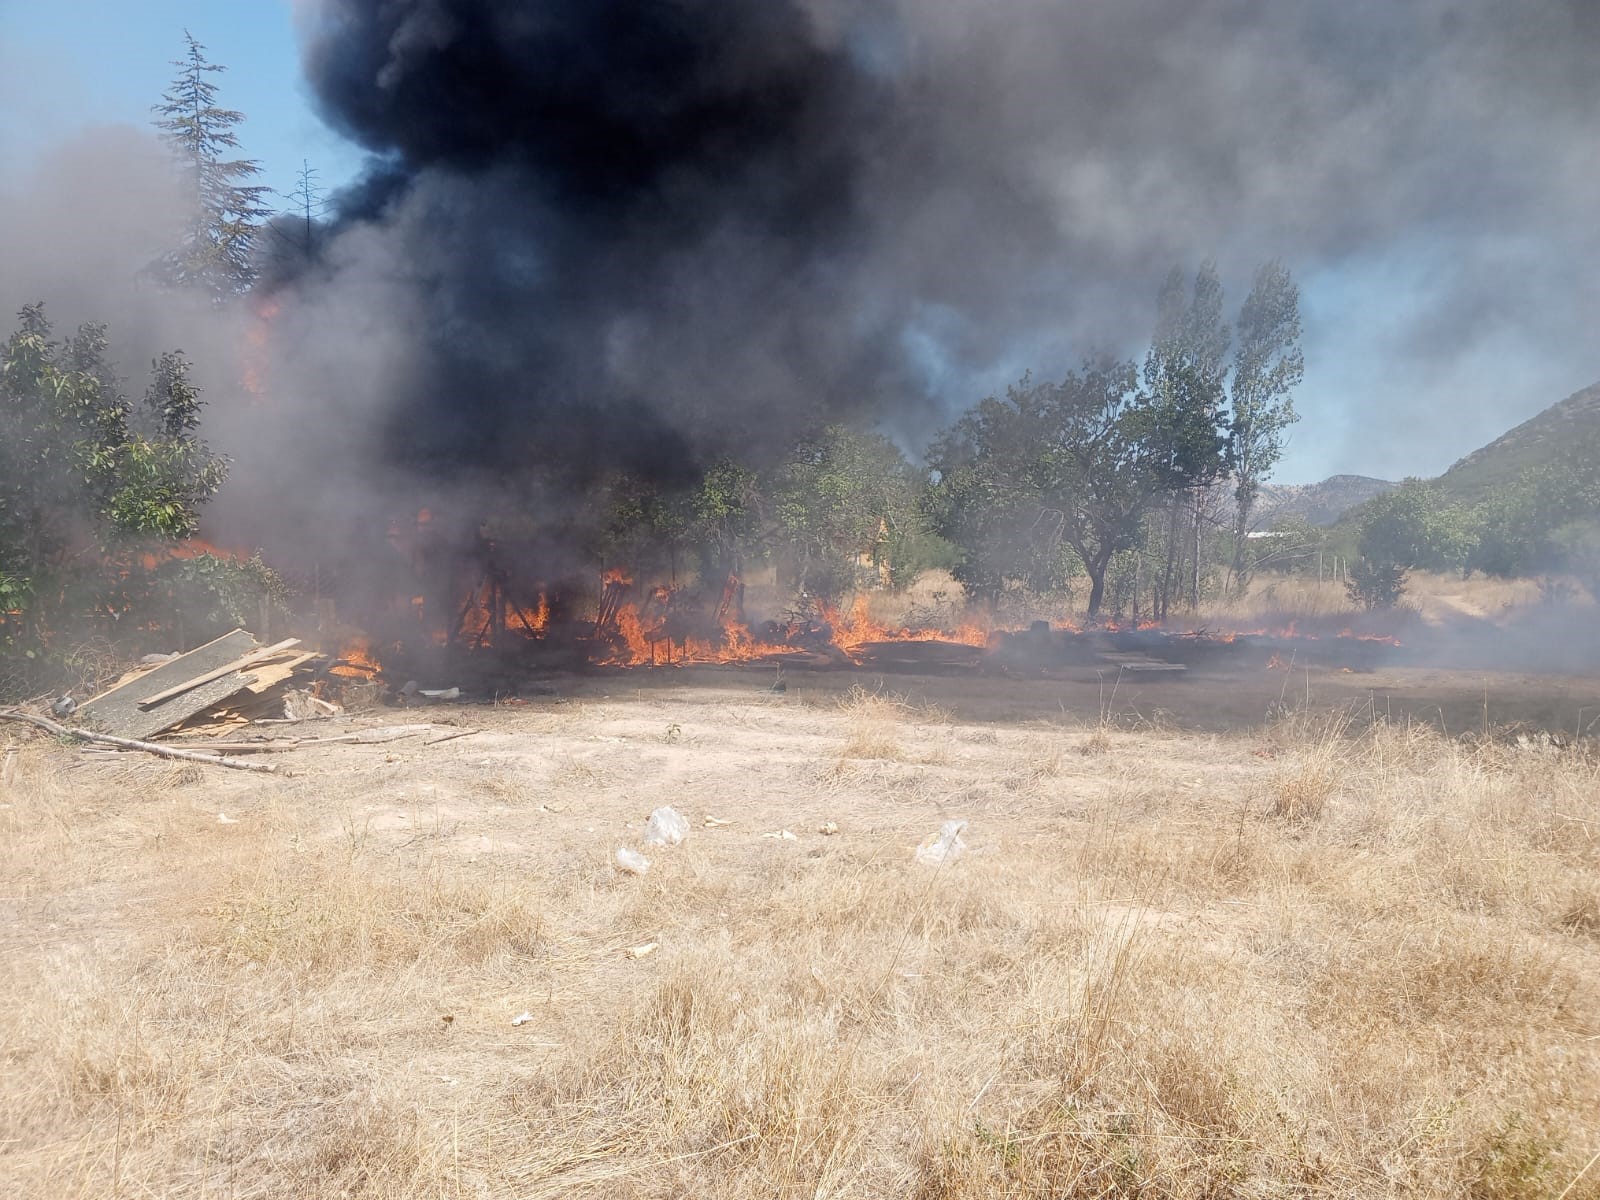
[
  {"x1": 1228, "y1": 261, "x2": 1304, "y2": 588},
  {"x1": 928, "y1": 362, "x2": 1175, "y2": 617},
  {"x1": 1144, "y1": 262, "x2": 1232, "y2": 617},
  {"x1": 684, "y1": 459, "x2": 765, "y2": 592},
  {"x1": 1465, "y1": 430, "x2": 1600, "y2": 586},
  {"x1": 1466, "y1": 469, "x2": 1568, "y2": 579},
  {"x1": 767, "y1": 426, "x2": 920, "y2": 601},
  {"x1": 150, "y1": 31, "x2": 272, "y2": 299},
  {"x1": 0, "y1": 303, "x2": 227, "y2": 647},
  {"x1": 1347, "y1": 480, "x2": 1470, "y2": 608}
]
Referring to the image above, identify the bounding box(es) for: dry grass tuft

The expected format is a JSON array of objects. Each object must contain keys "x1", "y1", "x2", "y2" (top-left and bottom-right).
[
  {"x1": 837, "y1": 685, "x2": 913, "y2": 759},
  {"x1": 1267, "y1": 713, "x2": 1349, "y2": 824}
]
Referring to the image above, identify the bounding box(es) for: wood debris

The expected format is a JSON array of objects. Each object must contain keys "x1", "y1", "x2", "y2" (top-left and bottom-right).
[
  {"x1": 0, "y1": 709, "x2": 279, "y2": 774},
  {"x1": 74, "y1": 629, "x2": 335, "y2": 741}
]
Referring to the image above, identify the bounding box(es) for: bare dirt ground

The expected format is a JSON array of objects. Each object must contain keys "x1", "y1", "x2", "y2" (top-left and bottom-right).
[{"x1": 3, "y1": 664, "x2": 1599, "y2": 1197}]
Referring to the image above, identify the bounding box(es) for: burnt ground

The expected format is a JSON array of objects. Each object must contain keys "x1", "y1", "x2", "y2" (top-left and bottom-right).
[{"x1": 495, "y1": 659, "x2": 1600, "y2": 741}]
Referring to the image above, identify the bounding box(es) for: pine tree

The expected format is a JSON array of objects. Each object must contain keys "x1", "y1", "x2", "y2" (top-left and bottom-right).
[{"x1": 151, "y1": 31, "x2": 272, "y2": 299}]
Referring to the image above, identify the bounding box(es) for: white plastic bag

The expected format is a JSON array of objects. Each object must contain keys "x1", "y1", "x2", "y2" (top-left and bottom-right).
[
  {"x1": 615, "y1": 847, "x2": 651, "y2": 875},
  {"x1": 643, "y1": 806, "x2": 690, "y2": 847},
  {"x1": 915, "y1": 820, "x2": 968, "y2": 867}
]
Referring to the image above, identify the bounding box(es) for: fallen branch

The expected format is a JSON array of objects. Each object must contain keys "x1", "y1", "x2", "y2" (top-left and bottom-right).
[
  {"x1": 424, "y1": 728, "x2": 480, "y2": 746},
  {"x1": 0, "y1": 709, "x2": 280, "y2": 774}
]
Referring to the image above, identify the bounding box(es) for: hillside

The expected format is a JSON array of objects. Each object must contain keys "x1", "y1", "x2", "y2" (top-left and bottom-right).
[
  {"x1": 1434, "y1": 380, "x2": 1600, "y2": 500},
  {"x1": 1254, "y1": 474, "x2": 1397, "y2": 526}
]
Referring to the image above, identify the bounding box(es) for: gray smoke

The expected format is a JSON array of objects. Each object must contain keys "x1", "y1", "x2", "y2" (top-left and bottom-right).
[
  {"x1": 261, "y1": 0, "x2": 1600, "y2": 497},
  {"x1": 5, "y1": 0, "x2": 1599, "y2": 563}
]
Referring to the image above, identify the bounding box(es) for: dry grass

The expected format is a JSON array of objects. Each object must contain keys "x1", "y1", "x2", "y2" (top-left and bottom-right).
[
  {"x1": 866, "y1": 567, "x2": 1592, "y2": 634},
  {"x1": 3, "y1": 680, "x2": 1599, "y2": 1198}
]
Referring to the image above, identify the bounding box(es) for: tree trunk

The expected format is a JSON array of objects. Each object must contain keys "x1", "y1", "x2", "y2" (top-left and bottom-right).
[
  {"x1": 1190, "y1": 492, "x2": 1203, "y2": 608},
  {"x1": 1159, "y1": 495, "x2": 1180, "y2": 622},
  {"x1": 1086, "y1": 554, "x2": 1110, "y2": 618},
  {"x1": 1230, "y1": 482, "x2": 1255, "y2": 594}
]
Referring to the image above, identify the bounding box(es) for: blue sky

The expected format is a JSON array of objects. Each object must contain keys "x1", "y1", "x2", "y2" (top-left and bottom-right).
[
  {"x1": 1, "y1": 0, "x2": 362, "y2": 205},
  {"x1": 4, "y1": 2, "x2": 1597, "y2": 485}
]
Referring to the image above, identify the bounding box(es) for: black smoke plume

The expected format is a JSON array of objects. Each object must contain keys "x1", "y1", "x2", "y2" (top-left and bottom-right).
[{"x1": 209, "y1": 0, "x2": 1600, "y2": 563}]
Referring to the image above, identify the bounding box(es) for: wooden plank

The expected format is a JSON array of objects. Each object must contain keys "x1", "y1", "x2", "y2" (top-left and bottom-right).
[
  {"x1": 237, "y1": 652, "x2": 322, "y2": 694},
  {"x1": 136, "y1": 638, "x2": 301, "y2": 709},
  {"x1": 77, "y1": 629, "x2": 259, "y2": 740},
  {"x1": 81, "y1": 630, "x2": 248, "y2": 706}
]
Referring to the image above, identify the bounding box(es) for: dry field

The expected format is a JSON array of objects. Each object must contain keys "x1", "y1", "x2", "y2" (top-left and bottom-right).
[{"x1": 3, "y1": 667, "x2": 1599, "y2": 1198}]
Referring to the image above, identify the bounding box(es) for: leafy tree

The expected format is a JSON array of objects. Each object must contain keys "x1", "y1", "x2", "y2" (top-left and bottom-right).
[
  {"x1": 150, "y1": 32, "x2": 272, "y2": 299},
  {"x1": 766, "y1": 426, "x2": 920, "y2": 600},
  {"x1": 1228, "y1": 261, "x2": 1304, "y2": 587},
  {"x1": 1464, "y1": 430, "x2": 1600, "y2": 587},
  {"x1": 1466, "y1": 469, "x2": 1569, "y2": 579},
  {"x1": 1346, "y1": 480, "x2": 1470, "y2": 607},
  {"x1": 0, "y1": 303, "x2": 227, "y2": 649},
  {"x1": 927, "y1": 362, "x2": 1175, "y2": 617},
  {"x1": 689, "y1": 460, "x2": 762, "y2": 580},
  {"x1": 1144, "y1": 262, "x2": 1232, "y2": 616}
]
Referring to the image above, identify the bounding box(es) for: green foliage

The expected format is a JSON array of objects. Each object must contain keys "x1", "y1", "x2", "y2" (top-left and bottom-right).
[
  {"x1": 766, "y1": 426, "x2": 920, "y2": 600},
  {"x1": 0, "y1": 303, "x2": 227, "y2": 653},
  {"x1": 149, "y1": 32, "x2": 271, "y2": 299},
  {"x1": 926, "y1": 260, "x2": 1301, "y2": 616},
  {"x1": 1229, "y1": 261, "x2": 1304, "y2": 584},
  {"x1": 1345, "y1": 557, "x2": 1408, "y2": 610},
  {"x1": 883, "y1": 527, "x2": 961, "y2": 589},
  {"x1": 927, "y1": 363, "x2": 1171, "y2": 616},
  {"x1": 1145, "y1": 261, "x2": 1232, "y2": 490},
  {"x1": 690, "y1": 460, "x2": 761, "y2": 570},
  {"x1": 1465, "y1": 429, "x2": 1600, "y2": 582},
  {"x1": 1347, "y1": 480, "x2": 1471, "y2": 606},
  {"x1": 133, "y1": 553, "x2": 289, "y2": 642}
]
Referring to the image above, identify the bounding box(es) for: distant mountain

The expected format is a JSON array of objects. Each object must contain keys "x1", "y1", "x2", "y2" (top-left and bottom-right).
[
  {"x1": 1254, "y1": 475, "x2": 1399, "y2": 527},
  {"x1": 1433, "y1": 380, "x2": 1600, "y2": 501}
]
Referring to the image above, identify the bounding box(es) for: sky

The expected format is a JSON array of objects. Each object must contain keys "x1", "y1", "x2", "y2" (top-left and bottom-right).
[
  {"x1": 0, "y1": 0, "x2": 362, "y2": 203},
  {"x1": 3, "y1": 1, "x2": 1599, "y2": 487}
]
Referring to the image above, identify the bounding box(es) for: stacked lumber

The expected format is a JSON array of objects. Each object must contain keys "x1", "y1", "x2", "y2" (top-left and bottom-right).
[{"x1": 75, "y1": 630, "x2": 332, "y2": 740}]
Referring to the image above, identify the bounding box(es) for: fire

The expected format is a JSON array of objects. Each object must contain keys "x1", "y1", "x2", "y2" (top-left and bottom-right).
[
  {"x1": 241, "y1": 296, "x2": 281, "y2": 398},
  {"x1": 586, "y1": 578, "x2": 995, "y2": 669},
  {"x1": 138, "y1": 536, "x2": 247, "y2": 570},
  {"x1": 375, "y1": 557, "x2": 1408, "y2": 677},
  {"x1": 331, "y1": 636, "x2": 381, "y2": 679},
  {"x1": 818, "y1": 594, "x2": 990, "y2": 656}
]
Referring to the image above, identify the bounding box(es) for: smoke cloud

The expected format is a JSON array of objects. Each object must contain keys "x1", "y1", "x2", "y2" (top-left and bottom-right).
[
  {"x1": 6, "y1": 1, "x2": 1599, "y2": 564},
  {"x1": 252, "y1": 0, "x2": 1600, "y2": 503}
]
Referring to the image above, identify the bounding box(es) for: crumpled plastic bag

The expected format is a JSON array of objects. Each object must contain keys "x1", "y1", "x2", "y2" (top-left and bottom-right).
[
  {"x1": 915, "y1": 820, "x2": 968, "y2": 867},
  {"x1": 643, "y1": 805, "x2": 690, "y2": 847},
  {"x1": 615, "y1": 847, "x2": 651, "y2": 875}
]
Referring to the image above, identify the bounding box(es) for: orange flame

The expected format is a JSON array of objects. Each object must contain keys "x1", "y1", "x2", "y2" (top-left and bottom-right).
[
  {"x1": 331, "y1": 636, "x2": 381, "y2": 679},
  {"x1": 241, "y1": 297, "x2": 281, "y2": 398}
]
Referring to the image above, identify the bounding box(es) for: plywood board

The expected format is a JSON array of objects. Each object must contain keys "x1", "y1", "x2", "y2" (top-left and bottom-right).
[{"x1": 77, "y1": 629, "x2": 260, "y2": 740}]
